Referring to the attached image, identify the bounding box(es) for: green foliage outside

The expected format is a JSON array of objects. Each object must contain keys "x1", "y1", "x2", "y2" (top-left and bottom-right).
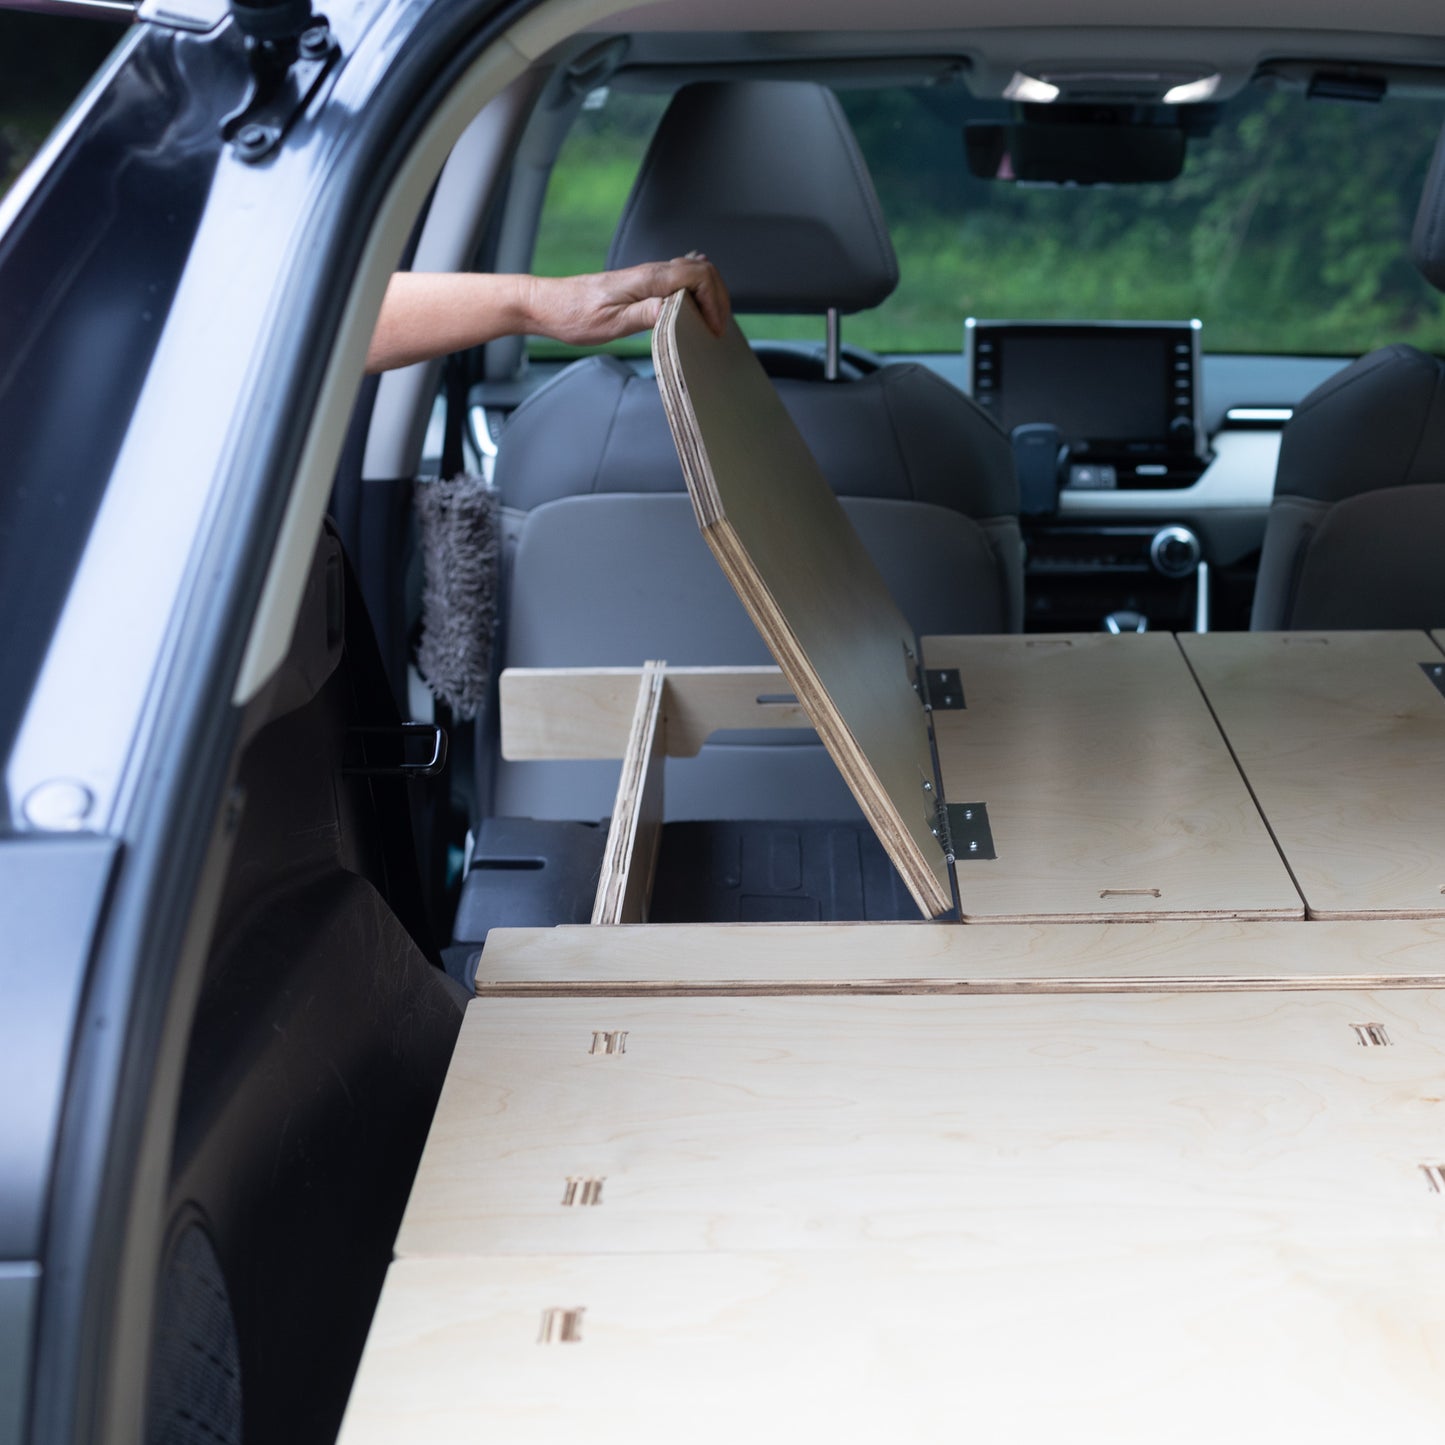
[
  {"x1": 0, "y1": 14, "x2": 127, "y2": 196},
  {"x1": 531, "y1": 82, "x2": 1445, "y2": 358}
]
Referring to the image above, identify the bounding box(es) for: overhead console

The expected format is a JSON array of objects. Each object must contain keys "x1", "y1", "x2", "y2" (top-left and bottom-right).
[{"x1": 965, "y1": 319, "x2": 1208, "y2": 495}]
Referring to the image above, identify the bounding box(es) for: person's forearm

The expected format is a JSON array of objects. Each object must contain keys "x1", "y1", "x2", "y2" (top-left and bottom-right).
[
  {"x1": 364, "y1": 272, "x2": 539, "y2": 374},
  {"x1": 364, "y1": 258, "x2": 730, "y2": 375}
]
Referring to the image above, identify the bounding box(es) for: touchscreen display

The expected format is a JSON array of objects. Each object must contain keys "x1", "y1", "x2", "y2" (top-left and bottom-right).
[{"x1": 970, "y1": 323, "x2": 1197, "y2": 449}]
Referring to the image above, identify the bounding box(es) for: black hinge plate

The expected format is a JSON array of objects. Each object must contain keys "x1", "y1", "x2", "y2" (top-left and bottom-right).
[
  {"x1": 944, "y1": 802, "x2": 995, "y2": 861},
  {"x1": 222, "y1": 26, "x2": 340, "y2": 162},
  {"x1": 925, "y1": 668, "x2": 965, "y2": 710},
  {"x1": 1421, "y1": 661, "x2": 1445, "y2": 700}
]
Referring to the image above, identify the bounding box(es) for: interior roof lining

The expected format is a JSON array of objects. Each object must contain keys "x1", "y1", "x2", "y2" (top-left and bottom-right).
[{"x1": 567, "y1": 27, "x2": 1445, "y2": 100}]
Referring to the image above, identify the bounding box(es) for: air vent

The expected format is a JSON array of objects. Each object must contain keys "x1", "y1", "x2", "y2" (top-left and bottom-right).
[
  {"x1": 538, "y1": 1308, "x2": 585, "y2": 1344},
  {"x1": 589, "y1": 1031, "x2": 628, "y2": 1056}
]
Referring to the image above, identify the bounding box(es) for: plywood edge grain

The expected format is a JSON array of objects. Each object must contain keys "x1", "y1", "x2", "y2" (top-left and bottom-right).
[
  {"x1": 591, "y1": 662, "x2": 666, "y2": 925},
  {"x1": 474, "y1": 919, "x2": 1445, "y2": 994}
]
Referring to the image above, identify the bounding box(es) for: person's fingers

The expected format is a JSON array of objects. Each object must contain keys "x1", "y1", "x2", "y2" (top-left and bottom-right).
[
  {"x1": 613, "y1": 295, "x2": 664, "y2": 336},
  {"x1": 667, "y1": 255, "x2": 731, "y2": 337}
]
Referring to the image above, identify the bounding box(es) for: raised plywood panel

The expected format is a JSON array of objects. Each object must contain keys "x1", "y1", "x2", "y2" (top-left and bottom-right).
[
  {"x1": 1182, "y1": 631, "x2": 1445, "y2": 918},
  {"x1": 474, "y1": 919, "x2": 1445, "y2": 995},
  {"x1": 653, "y1": 292, "x2": 950, "y2": 917},
  {"x1": 396, "y1": 991, "x2": 1445, "y2": 1261},
  {"x1": 924, "y1": 633, "x2": 1303, "y2": 921}
]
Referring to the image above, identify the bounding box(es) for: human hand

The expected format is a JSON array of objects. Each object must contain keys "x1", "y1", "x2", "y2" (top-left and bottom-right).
[{"x1": 525, "y1": 254, "x2": 732, "y2": 346}]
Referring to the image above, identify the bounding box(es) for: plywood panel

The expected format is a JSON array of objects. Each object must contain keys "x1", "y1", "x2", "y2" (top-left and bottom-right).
[
  {"x1": 475, "y1": 919, "x2": 1445, "y2": 995},
  {"x1": 923, "y1": 633, "x2": 1303, "y2": 921},
  {"x1": 500, "y1": 665, "x2": 809, "y2": 760},
  {"x1": 340, "y1": 1245, "x2": 1445, "y2": 1445},
  {"x1": 654, "y1": 292, "x2": 950, "y2": 917},
  {"x1": 1182, "y1": 631, "x2": 1445, "y2": 918},
  {"x1": 397, "y1": 992, "x2": 1445, "y2": 1260},
  {"x1": 591, "y1": 663, "x2": 666, "y2": 924}
]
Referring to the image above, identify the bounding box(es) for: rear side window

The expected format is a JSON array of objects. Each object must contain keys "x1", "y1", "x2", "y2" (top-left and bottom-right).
[
  {"x1": 528, "y1": 87, "x2": 668, "y2": 357},
  {"x1": 528, "y1": 79, "x2": 1445, "y2": 358},
  {"x1": 0, "y1": 13, "x2": 126, "y2": 197}
]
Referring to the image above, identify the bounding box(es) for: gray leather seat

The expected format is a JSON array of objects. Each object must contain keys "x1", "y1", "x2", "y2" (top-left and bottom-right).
[
  {"x1": 1252, "y1": 135, "x2": 1445, "y2": 630},
  {"x1": 491, "y1": 80, "x2": 1021, "y2": 821}
]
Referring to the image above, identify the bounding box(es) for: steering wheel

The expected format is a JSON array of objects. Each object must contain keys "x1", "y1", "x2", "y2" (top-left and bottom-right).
[{"x1": 750, "y1": 341, "x2": 886, "y2": 382}]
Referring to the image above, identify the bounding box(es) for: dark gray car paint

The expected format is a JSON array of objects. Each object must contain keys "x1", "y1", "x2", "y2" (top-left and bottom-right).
[
  {"x1": 0, "y1": 1266, "x2": 40, "y2": 1445},
  {"x1": 7, "y1": 2, "x2": 530, "y2": 1440},
  {"x1": 0, "y1": 839, "x2": 117, "y2": 1260}
]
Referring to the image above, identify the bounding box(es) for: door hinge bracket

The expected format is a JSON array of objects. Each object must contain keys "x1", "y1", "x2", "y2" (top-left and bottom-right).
[{"x1": 221, "y1": 10, "x2": 340, "y2": 162}]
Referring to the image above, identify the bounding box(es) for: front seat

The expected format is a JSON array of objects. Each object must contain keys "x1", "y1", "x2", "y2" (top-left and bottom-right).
[
  {"x1": 1251, "y1": 131, "x2": 1445, "y2": 630},
  {"x1": 490, "y1": 79, "x2": 1020, "y2": 821}
]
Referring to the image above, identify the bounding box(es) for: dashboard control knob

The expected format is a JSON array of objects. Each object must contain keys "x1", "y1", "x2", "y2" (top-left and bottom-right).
[{"x1": 1150, "y1": 525, "x2": 1202, "y2": 578}]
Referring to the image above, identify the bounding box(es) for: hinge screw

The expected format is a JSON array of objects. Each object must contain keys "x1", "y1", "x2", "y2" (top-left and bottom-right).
[
  {"x1": 298, "y1": 23, "x2": 331, "y2": 59},
  {"x1": 235, "y1": 122, "x2": 274, "y2": 157},
  {"x1": 922, "y1": 780, "x2": 933, "y2": 792}
]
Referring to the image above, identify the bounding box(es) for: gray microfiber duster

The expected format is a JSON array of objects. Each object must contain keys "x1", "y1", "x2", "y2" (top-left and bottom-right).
[{"x1": 413, "y1": 474, "x2": 500, "y2": 720}]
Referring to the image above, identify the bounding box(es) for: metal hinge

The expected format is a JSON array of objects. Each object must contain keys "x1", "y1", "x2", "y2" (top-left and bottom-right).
[
  {"x1": 1421, "y1": 662, "x2": 1445, "y2": 701},
  {"x1": 927, "y1": 798, "x2": 996, "y2": 863},
  {"x1": 923, "y1": 668, "x2": 965, "y2": 710},
  {"x1": 221, "y1": 10, "x2": 341, "y2": 162}
]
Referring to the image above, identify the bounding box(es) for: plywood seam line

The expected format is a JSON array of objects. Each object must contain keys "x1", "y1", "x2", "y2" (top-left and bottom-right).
[
  {"x1": 475, "y1": 974, "x2": 1445, "y2": 998},
  {"x1": 1172, "y1": 633, "x2": 1309, "y2": 915}
]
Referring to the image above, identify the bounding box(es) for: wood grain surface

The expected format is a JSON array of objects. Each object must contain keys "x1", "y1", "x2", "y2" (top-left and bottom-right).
[
  {"x1": 924, "y1": 633, "x2": 1303, "y2": 921},
  {"x1": 1181, "y1": 631, "x2": 1445, "y2": 918},
  {"x1": 349, "y1": 985, "x2": 1445, "y2": 1444},
  {"x1": 654, "y1": 291, "x2": 950, "y2": 917},
  {"x1": 396, "y1": 991, "x2": 1445, "y2": 1261},
  {"x1": 474, "y1": 918, "x2": 1445, "y2": 994},
  {"x1": 340, "y1": 1244, "x2": 1445, "y2": 1445},
  {"x1": 500, "y1": 665, "x2": 810, "y2": 760}
]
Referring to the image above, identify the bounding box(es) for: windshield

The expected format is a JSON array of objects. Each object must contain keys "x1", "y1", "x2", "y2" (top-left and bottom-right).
[{"x1": 530, "y1": 78, "x2": 1445, "y2": 357}]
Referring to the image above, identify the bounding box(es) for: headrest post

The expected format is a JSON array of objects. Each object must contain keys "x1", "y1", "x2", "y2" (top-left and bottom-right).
[{"x1": 825, "y1": 308, "x2": 841, "y2": 382}]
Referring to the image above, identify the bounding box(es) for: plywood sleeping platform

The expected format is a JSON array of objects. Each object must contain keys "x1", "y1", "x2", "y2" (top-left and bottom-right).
[
  {"x1": 343, "y1": 982, "x2": 1445, "y2": 1445},
  {"x1": 1182, "y1": 630, "x2": 1445, "y2": 918},
  {"x1": 338, "y1": 298, "x2": 1445, "y2": 1442},
  {"x1": 925, "y1": 632, "x2": 1301, "y2": 921}
]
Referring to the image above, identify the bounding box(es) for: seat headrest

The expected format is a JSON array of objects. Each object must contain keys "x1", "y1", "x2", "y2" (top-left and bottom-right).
[
  {"x1": 1412, "y1": 120, "x2": 1445, "y2": 290},
  {"x1": 606, "y1": 81, "x2": 899, "y2": 315}
]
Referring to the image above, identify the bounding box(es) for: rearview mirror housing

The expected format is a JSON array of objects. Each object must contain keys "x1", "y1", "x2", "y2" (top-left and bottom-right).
[{"x1": 964, "y1": 120, "x2": 1187, "y2": 184}]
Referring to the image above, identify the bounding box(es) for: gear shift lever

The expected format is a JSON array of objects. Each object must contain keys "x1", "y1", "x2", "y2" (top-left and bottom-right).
[{"x1": 1103, "y1": 610, "x2": 1149, "y2": 634}]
